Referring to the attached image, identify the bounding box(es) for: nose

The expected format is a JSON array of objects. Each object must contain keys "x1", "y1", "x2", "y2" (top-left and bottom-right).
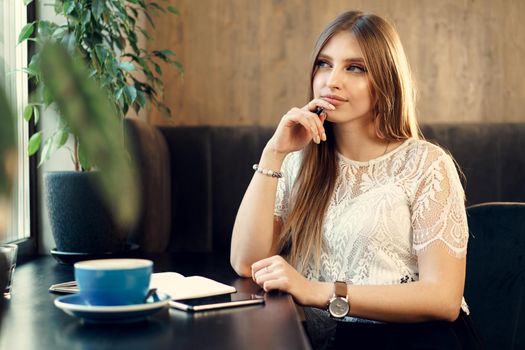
[{"x1": 326, "y1": 69, "x2": 342, "y2": 90}]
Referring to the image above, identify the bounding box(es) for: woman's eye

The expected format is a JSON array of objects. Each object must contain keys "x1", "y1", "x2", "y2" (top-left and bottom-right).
[
  {"x1": 315, "y1": 59, "x2": 330, "y2": 68},
  {"x1": 347, "y1": 65, "x2": 367, "y2": 73}
]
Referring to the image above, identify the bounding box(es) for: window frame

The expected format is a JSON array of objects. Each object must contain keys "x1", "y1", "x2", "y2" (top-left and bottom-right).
[{"x1": 1, "y1": 0, "x2": 38, "y2": 262}]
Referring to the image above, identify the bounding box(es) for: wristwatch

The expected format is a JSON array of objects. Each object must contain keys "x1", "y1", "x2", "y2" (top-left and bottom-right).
[{"x1": 328, "y1": 281, "x2": 350, "y2": 319}]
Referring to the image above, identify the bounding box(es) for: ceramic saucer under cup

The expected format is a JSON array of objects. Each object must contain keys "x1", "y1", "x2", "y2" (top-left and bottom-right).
[{"x1": 54, "y1": 292, "x2": 170, "y2": 323}]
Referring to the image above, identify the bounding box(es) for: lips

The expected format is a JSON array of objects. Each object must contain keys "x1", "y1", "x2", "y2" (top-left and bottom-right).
[{"x1": 321, "y1": 95, "x2": 348, "y2": 106}]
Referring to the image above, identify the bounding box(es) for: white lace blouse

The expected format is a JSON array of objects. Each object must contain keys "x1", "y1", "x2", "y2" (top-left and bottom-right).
[{"x1": 274, "y1": 138, "x2": 470, "y2": 319}]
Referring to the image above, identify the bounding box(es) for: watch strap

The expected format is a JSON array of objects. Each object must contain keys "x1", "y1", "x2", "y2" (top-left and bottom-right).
[{"x1": 334, "y1": 281, "x2": 347, "y2": 298}]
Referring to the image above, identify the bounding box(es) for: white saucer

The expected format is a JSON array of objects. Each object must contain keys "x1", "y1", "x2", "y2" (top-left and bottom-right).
[{"x1": 54, "y1": 292, "x2": 171, "y2": 323}]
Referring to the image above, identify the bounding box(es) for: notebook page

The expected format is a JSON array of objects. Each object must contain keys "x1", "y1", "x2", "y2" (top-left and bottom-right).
[{"x1": 150, "y1": 273, "x2": 236, "y2": 300}]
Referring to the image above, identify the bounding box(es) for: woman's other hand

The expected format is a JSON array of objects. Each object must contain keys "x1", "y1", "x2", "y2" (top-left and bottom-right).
[
  {"x1": 265, "y1": 99, "x2": 335, "y2": 155},
  {"x1": 251, "y1": 255, "x2": 333, "y2": 308}
]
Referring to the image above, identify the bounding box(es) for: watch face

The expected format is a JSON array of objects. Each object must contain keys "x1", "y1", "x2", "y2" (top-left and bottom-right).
[{"x1": 329, "y1": 297, "x2": 349, "y2": 318}]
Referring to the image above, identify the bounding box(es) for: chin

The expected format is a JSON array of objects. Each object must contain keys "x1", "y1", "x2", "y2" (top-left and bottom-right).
[
  {"x1": 328, "y1": 111, "x2": 372, "y2": 125},
  {"x1": 324, "y1": 112, "x2": 345, "y2": 124}
]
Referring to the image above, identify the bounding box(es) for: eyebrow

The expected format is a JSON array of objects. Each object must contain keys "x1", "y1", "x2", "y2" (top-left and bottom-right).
[{"x1": 317, "y1": 53, "x2": 365, "y2": 63}]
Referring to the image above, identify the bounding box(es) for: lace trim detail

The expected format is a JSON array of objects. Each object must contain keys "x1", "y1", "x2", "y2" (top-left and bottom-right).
[
  {"x1": 413, "y1": 237, "x2": 467, "y2": 259},
  {"x1": 411, "y1": 148, "x2": 468, "y2": 257},
  {"x1": 336, "y1": 138, "x2": 413, "y2": 167}
]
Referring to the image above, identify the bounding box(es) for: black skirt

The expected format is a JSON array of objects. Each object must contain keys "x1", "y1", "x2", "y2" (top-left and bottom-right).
[{"x1": 304, "y1": 309, "x2": 484, "y2": 350}]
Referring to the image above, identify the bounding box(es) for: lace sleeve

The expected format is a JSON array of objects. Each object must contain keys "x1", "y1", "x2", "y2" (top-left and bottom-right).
[
  {"x1": 411, "y1": 148, "x2": 469, "y2": 258},
  {"x1": 274, "y1": 152, "x2": 299, "y2": 221}
]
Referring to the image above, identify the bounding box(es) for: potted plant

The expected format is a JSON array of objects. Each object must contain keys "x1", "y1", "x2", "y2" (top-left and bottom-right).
[{"x1": 18, "y1": 0, "x2": 182, "y2": 256}]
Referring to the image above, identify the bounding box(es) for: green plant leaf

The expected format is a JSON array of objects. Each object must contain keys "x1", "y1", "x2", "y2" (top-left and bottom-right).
[
  {"x1": 43, "y1": 85, "x2": 53, "y2": 106},
  {"x1": 157, "y1": 103, "x2": 172, "y2": 117},
  {"x1": 18, "y1": 22, "x2": 35, "y2": 44},
  {"x1": 108, "y1": 58, "x2": 120, "y2": 77},
  {"x1": 38, "y1": 137, "x2": 54, "y2": 166},
  {"x1": 64, "y1": 1, "x2": 76, "y2": 15},
  {"x1": 27, "y1": 53, "x2": 40, "y2": 77},
  {"x1": 27, "y1": 132, "x2": 42, "y2": 156},
  {"x1": 95, "y1": 45, "x2": 108, "y2": 63},
  {"x1": 168, "y1": 6, "x2": 180, "y2": 15},
  {"x1": 160, "y1": 49, "x2": 175, "y2": 56},
  {"x1": 129, "y1": 7, "x2": 139, "y2": 19},
  {"x1": 137, "y1": 27, "x2": 152, "y2": 41},
  {"x1": 92, "y1": 0, "x2": 104, "y2": 20},
  {"x1": 119, "y1": 62, "x2": 135, "y2": 72},
  {"x1": 124, "y1": 85, "x2": 137, "y2": 104},
  {"x1": 82, "y1": 10, "x2": 91, "y2": 25},
  {"x1": 128, "y1": 31, "x2": 138, "y2": 51},
  {"x1": 144, "y1": 11, "x2": 155, "y2": 27},
  {"x1": 34, "y1": 105, "x2": 40, "y2": 124},
  {"x1": 115, "y1": 87, "x2": 124, "y2": 101},
  {"x1": 62, "y1": 32, "x2": 76, "y2": 53},
  {"x1": 77, "y1": 141, "x2": 92, "y2": 171},
  {"x1": 54, "y1": 130, "x2": 69, "y2": 147},
  {"x1": 38, "y1": 21, "x2": 58, "y2": 38},
  {"x1": 136, "y1": 90, "x2": 146, "y2": 108},
  {"x1": 174, "y1": 61, "x2": 183, "y2": 73},
  {"x1": 154, "y1": 63, "x2": 162, "y2": 75},
  {"x1": 152, "y1": 76, "x2": 164, "y2": 87},
  {"x1": 52, "y1": 26, "x2": 67, "y2": 39},
  {"x1": 23, "y1": 105, "x2": 34, "y2": 122},
  {"x1": 136, "y1": 57, "x2": 153, "y2": 78},
  {"x1": 149, "y1": 3, "x2": 166, "y2": 13}
]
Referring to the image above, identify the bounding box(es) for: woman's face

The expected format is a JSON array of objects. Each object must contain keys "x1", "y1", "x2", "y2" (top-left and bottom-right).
[{"x1": 312, "y1": 31, "x2": 373, "y2": 126}]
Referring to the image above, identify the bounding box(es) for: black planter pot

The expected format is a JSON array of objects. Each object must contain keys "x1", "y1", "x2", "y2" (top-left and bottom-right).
[{"x1": 45, "y1": 171, "x2": 126, "y2": 254}]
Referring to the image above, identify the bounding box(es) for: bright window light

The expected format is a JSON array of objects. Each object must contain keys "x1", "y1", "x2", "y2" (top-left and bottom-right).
[{"x1": 0, "y1": 0, "x2": 31, "y2": 243}]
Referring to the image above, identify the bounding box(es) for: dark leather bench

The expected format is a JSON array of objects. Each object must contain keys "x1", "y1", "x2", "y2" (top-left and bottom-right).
[
  {"x1": 127, "y1": 119, "x2": 525, "y2": 253},
  {"x1": 465, "y1": 202, "x2": 525, "y2": 349}
]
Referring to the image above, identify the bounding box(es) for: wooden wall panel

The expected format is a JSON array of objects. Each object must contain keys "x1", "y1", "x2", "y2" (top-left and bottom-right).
[{"x1": 148, "y1": 0, "x2": 525, "y2": 126}]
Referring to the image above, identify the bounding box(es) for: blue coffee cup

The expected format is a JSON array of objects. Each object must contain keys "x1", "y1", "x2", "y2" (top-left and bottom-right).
[{"x1": 74, "y1": 259, "x2": 153, "y2": 306}]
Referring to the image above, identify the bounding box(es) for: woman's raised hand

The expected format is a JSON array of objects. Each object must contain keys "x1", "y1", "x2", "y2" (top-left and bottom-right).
[{"x1": 266, "y1": 99, "x2": 335, "y2": 155}]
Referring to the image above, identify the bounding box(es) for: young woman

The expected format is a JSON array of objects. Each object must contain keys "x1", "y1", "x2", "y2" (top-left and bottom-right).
[{"x1": 230, "y1": 11, "x2": 482, "y2": 349}]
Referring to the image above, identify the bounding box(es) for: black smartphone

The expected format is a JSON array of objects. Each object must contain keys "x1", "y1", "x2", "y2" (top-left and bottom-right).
[{"x1": 169, "y1": 292, "x2": 265, "y2": 312}]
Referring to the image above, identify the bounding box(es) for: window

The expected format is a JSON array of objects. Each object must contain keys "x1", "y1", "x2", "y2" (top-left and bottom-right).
[{"x1": 0, "y1": 0, "x2": 31, "y2": 243}]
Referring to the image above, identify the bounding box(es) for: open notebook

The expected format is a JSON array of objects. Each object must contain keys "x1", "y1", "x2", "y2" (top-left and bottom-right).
[{"x1": 49, "y1": 272, "x2": 237, "y2": 300}]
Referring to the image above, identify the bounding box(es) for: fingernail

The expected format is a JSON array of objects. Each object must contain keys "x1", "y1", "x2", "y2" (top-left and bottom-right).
[
  {"x1": 329, "y1": 104, "x2": 336, "y2": 110},
  {"x1": 322, "y1": 132, "x2": 327, "y2": 141}
]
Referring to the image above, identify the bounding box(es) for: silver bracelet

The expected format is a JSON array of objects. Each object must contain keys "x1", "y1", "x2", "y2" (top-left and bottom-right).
[{"x1": 252, "y1": 164, "x2": 283, "y2": 178}]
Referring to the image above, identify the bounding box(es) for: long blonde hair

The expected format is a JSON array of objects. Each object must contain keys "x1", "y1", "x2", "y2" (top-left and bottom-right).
[{"x1": 278, "y1": 11, "x2": 420, "y2": 273}]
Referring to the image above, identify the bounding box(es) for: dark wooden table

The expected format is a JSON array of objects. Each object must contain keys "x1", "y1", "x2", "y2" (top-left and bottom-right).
[{"x1": 0, "y1": 253, "x2": 311, "y2": 350}]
